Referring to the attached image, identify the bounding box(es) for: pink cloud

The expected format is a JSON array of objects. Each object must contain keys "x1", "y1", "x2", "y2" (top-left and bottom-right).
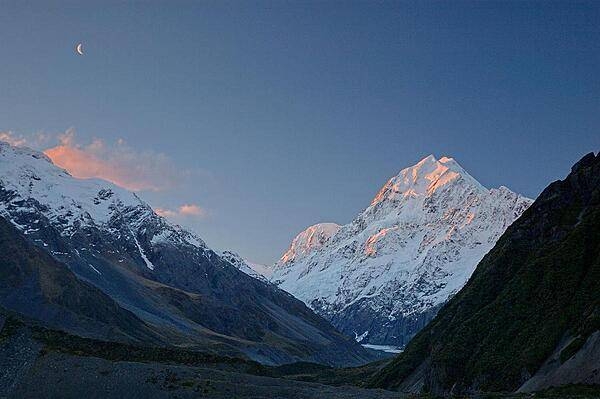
[
  {"x1": 43, "y1": 129, "x2": 184, "y2": 192},
  {"x1": 3, "y1": 129, "x2": 211, "y2": 218},
  {"x1": 155, "y1": 204, "x2": 206, "y2": 219},
  {"x1": 154, "y1": 208, "x2": 178, "y2": 218},
  {"x1": 179, "y1": 204, "x2": 205, "y2": 216}
]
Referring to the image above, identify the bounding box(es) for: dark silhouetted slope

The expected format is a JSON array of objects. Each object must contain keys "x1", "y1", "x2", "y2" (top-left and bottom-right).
[{"x1": 0, "y1": 216, "x2": 160, "y2": 343}]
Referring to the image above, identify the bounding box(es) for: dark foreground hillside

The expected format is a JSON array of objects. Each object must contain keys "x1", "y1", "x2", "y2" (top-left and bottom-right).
[
  {"x1": 368, "y1": 152, "x2": 600, "y2": 395},
  {"x1": 4, "y1": 312, "x2": 600, "y2": 399},
  {"x1": 0, "y1": 313, "x2": 399, "y2": 399},
  {"x1": 3, "y1": 312, "x2": 600, "y2": 398}
]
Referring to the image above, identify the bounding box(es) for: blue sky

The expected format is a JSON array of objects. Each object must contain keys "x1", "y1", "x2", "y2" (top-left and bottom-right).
[{"x1": 0, "y1": 1, "x2": 599, "y2": 264}]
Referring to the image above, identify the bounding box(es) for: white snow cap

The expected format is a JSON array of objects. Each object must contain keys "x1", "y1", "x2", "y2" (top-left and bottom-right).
[
  {"x1": 371, "y1": 154, "x2": 484, "y2": 206},
  {"x1": 271, "y1": 154, "x2": 533, "y2": 322},
  {"x1": 0, "y1": 141, "x2": 207, "y2": 257},
  {"x1": 279, "y1": 222, "x2": 341, "y2": 266}
]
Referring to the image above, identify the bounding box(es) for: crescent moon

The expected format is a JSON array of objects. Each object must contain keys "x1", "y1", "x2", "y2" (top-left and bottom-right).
[{"x1": 75, "y1": 43, "x2": 84, "y2": 56}]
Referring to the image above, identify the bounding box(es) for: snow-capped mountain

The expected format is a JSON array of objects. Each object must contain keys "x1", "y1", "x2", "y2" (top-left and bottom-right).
[
  {"x1": 271, "y1": 155, "x2": 533, "y2": 347},
  {"x1": 279, "y1": 223, "x2": 341, "y2": 265},
  {"x1": 226, "y1": 223, "x2": 340, "y2": 283},
  {"x1": 0, "y1": 141, "x2": 375, "y2": 366},
  {"x1": 0, "y1": 142, "x2": 206, "y2": 266}
]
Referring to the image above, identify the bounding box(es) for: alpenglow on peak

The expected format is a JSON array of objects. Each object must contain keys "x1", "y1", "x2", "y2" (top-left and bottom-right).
[
  {"x1": 371, "y1": 154, "x2": 484, "y2": 206},
  {"x1": 271, "y1": 154, "x2": 532, "y2": 348}
]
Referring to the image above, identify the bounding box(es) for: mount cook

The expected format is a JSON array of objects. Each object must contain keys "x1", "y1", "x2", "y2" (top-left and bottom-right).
[{"x1": 269, "y1": 155, "x2": 533, "y2": 347}]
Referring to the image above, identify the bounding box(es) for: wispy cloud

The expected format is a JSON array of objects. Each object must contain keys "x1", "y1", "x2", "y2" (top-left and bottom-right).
[
  {"x1": 178, "y1": 204, "x2": 205, "y2": 216},
  {"x1": 154, "y1": 208, "x2": 178, "y2": 218},
  {"x1": 0, "y1": 131, "x2": 27, "y2": 146},
  {"x1": 155, "y1": 204, "x2": 207, "y2": 219},
  {"x1": 0, "y1": 131, "x2": 53, "y2": 148},
  {"x1": 43, "y1": 129, "x2": 188, "y2": 192}
]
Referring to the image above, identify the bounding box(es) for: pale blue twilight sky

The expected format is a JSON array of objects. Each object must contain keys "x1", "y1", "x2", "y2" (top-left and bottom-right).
[{"x1": 0, "y1": 1, "x2": 599, "y2": 264}]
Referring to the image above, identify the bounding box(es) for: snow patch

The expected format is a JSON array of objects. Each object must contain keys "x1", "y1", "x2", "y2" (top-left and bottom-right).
[
  {"x1": 362, "y1": 344, "x2": 403, "y2": 354},
  {"x1": 355, "y1": 330, "x2": 369, "y2": 343},
  {"x1": 89, "y1": 264, "x2": 102, "y2": 275},
  {"x1": 133, "y1": 235, "x2": 154, "y2": 271}
]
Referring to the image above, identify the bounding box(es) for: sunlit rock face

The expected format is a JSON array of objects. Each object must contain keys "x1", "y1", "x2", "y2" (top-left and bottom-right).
[
  {"x1": 279, "y1": 223, "x2": 341, "y2": 265},
  {"x1": 271, "y1": 155, "x2": 532, "y2": 347}
]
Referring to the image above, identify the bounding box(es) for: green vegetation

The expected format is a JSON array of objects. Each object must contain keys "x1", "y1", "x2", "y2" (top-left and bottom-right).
[
  {"x1": 0, "y1": 314, "x2": 22, "y2": 342},
  {"x1": 2, "y1": 311, "x2": 599, "y2": 397},
  {"x1": 535, "y1": 384, "x2": 600, "y2": 397},
  {"x1": 34, "y1": 322, "x2": 265, "y2": 373}
]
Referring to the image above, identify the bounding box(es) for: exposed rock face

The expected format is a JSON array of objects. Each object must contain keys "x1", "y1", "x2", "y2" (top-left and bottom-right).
[
  {"x1": 272, "y1": 155, "x2": 531, "y2": 347},
  {"x1": 518, "y1": 332, "x2": 600, "y2": 392},
  {"x1": 0, "y1": 142, "x2": 375, "y2": 366},
  {"x1": 369, "y1": 151, "x2": 600, "y2": 394}
]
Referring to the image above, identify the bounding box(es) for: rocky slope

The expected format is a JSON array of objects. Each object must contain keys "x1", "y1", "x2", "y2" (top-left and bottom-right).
[
  {"x1": 219, "y1": 251, "x2": 272, "y2": 282},
  {"x1": 271, "y1": 155, "x2": 532, "y2": 347},
  {"x1": 0, "y1": 216, "x2": 160, "y2": 344},
  {"x1": 0, "y1": 141, "x2": 374, "y2": 366},
  {"x1": 369, "y1": 152, "x2": 600, "y2": 394}
]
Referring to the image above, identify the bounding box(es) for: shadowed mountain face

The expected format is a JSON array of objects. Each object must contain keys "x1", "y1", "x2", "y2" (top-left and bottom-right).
[
  {"x1": 369, "y1": 152, "x2": 600, "y2": 395},
  {"x1": 0, "y1": 142, "x2": 374, "y2": 366},
  {"x1": 0, "y1": 216, "x2": 160, "y2": 344}
]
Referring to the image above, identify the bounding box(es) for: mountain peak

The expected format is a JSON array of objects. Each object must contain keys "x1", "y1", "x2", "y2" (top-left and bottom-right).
[
  {"x1": 571, "y1": 151, "x2": 598, "y2": 173},
  {"x1": 371, "y1": 155, "x2": 483, "y2": 206},
  {"x1": 220, "y1": 250, "x2": 272, "y2": 281},
  {"x1": 272, "y1": 156, "x2": 532, "y2": 347},
  {"x1": 0, "y1": 140, "x2": 376, "y2": 366},
  {"x1": 0, "y1": 141, "x2": 149, "y2": 231},
  {"x1": 415, "y1": 154, "x2": 437, "y2": 166},
  {"x1": 0, "y1": 140, "x2": 54, "y2": 165},
  {"x1": 277, "y1": 222, "x2": 341, "y2": 267},
  {"x1": 414, "y1": 154, "x2": 458, "y2": 169}
]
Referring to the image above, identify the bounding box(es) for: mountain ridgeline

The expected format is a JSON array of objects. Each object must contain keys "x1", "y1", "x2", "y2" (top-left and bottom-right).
[
  {"x1": 0, "y1": 142, "x2": 374, "y2": 366},
  {"x1": 369, "y1": 152, "x2": 600, "y2": 394}
]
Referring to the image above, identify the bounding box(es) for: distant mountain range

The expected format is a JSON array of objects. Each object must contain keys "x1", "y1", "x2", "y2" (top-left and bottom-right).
[
  {"x1": 269, "y1": 155, "x2": 532, "y2": 347},
  {"x1": 0, "y1": 142, "x2": 375, "y2": 366},
  {"x1": 369, "y1": 151, "x2": 600, "y2": 395}
]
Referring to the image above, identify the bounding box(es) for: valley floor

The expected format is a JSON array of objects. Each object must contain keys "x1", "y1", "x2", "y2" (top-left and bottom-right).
[
  {"x1": 1, "y1": 317, "x2": 599, "y2": 399},
  {"x1": 0, "y1": 316, "x2": 399, "y2": 399},
  {"x1": 9, "y1": 352, "x2": 399, "y2": 399}
]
